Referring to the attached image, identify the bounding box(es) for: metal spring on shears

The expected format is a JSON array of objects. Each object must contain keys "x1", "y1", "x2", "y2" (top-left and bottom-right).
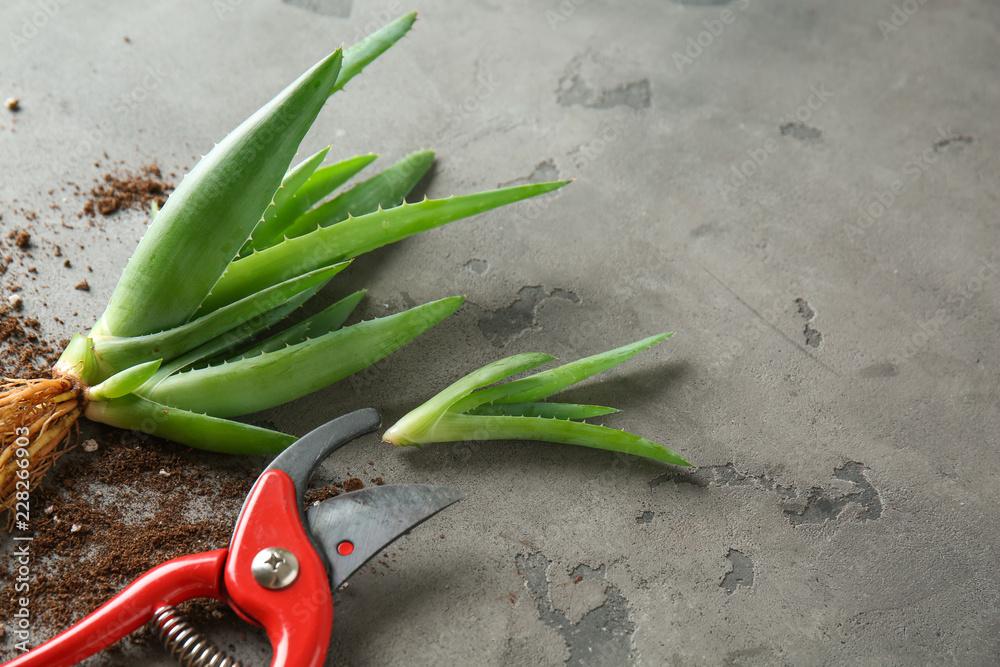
[{"x1": 151, "y1": 605, "x2": 243, "y2": 667}]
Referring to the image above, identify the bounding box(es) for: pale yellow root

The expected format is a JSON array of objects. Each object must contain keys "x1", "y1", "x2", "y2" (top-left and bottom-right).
[{"x1": 1, "y1": 377, "x2": 84, "y2": 525}]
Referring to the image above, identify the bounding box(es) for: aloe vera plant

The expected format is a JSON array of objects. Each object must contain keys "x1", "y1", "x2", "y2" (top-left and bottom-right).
[
  {"x1": 0, "y1": 13, "x2": 568, "y2": 513},
  {"x1": 384, "y1": 334, "x2": 691, "y2": 466}
]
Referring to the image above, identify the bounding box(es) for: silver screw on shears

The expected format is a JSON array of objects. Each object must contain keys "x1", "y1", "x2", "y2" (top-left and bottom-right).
[{"x1": 250, "y1": 547, "x2": 300, "y2": 590}]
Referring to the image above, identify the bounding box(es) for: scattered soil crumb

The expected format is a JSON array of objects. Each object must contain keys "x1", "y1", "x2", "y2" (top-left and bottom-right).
[
  {"x1": 82, "y1": 164, "x2": 172, "y2": 218},
  {"x1": 0, "y1": 300, "x2": 61, "y2": 377},
  {"x1": 3, "y1": 98, "x2": 19, "y2": 112},
  {"x1": 305, "y1": 474, "x2": 379, "y2": 505},
  {"x1": 305, "y1": 485, "x2": 341, "y2": 504},
  {"x1": 74, "y1": 280, "x2": 90, "y2": 291},
  {"x1": 11, "y1": 231, "x2": 30, "y2": 249}
]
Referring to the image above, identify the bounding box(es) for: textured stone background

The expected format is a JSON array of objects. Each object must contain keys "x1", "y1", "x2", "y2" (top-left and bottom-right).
[{"x1": 1, "y1": 0, "x2": 998, "y2": 664}]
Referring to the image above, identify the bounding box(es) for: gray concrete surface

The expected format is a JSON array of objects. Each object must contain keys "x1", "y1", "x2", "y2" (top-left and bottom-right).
[{"x1": 2, "y1": 0, "x2": 999, "y2": 664}]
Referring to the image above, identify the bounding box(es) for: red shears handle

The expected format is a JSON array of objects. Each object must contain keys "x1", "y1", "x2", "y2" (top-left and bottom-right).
[
  {"x1": 2, "y1": 469, "x2": 333, "y2": 667},
  {"x1": 2, "y1": 549, "x2": 227, "y2": 667},
  {"x1": 224, "y1": 469, "x2": 334, "y2": 667}
]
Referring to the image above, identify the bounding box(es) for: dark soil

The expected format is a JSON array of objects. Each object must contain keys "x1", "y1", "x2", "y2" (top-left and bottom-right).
[
  {"x1": 1, "y1": 227, "x2": 65, "y2": 377},
  {"x1": 0, "y1": 301, "x2": 61, "y2": 378},
  {"x1": 81, "y1": 165, "x2": 172, "y2": 218}
]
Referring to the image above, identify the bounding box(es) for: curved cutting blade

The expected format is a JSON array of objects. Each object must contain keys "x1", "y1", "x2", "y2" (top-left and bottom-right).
[
  {"x1": 233, "y1": 408, "x2": 382, "y2": 567},
  {"x1": 306, "y1": 484, "x2": 464, "y2": 589},
  {"x1": 260, "y1": 408, "x2": 381, "y2": 510}
]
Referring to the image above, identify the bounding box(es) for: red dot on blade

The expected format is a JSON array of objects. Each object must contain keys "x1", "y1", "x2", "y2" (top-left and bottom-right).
[{"x1": 337, "y1": 541, "x2": 354, "y2": 556}]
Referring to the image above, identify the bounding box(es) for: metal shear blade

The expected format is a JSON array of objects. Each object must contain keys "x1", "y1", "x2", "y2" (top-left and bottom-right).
[
  {"x1": 308, "y1": 483, "x2": 464, "y2": 589},
  {"x1": 244, "y1": 407, "x2": 463, "y2": 584}
]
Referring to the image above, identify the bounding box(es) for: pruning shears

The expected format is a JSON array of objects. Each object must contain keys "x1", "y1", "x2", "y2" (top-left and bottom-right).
[{"x1": 4, "y1": 408, "x2": 463, "y2": 667}]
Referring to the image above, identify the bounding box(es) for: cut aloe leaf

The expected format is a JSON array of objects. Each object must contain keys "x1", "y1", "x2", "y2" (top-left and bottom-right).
[
  {"x1": 142, "y1": 296, "x2": 464, "y2": 418},
  {"x1": 383, "y1": 334, "x2": 688, "y2": 466},
  {"x1": 403, "y1": 413, "x2": 691, "y2": 466},
  {"x1": 86, "y1": 395, "x2": 295, "y2": 454},
  {"x1": 386, "y1": 353, "x2": 553, "y2": 441},
  {"x1": 228, "y1": 290, "x2": 367, "y2": 362},
  {"x1": 245, "y1": 153, "x2": 378, "y2": 255},
  {"x1": 202, "y1": 181, "x2": 569, "y2": 312},
  {"x1": 465, "y1": 402, "x2": 618, "y2": 420},
  {"x1": 281, "y1": 150, "x2": 435, "y2": 241},
  {"x1": 450, "y1": 333, "x2": 672, "y2": 413},
  {"x1": 94, "y1": 263, "x2": 349, "y2": 370},
  {"x1": 98, "y1": 49, "x2": 345, "y2": 338}
]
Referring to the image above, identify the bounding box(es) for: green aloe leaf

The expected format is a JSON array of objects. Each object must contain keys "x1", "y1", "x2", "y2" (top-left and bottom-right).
[
  {"x1": 93, "y1": 263, "x2": 349, "y2": 371},
  {"x1": 142, "y1": 296, "x2": 464, "y2": 418},
  {"x1": 54, "y1": 334, "x2": 108, "y2": 386},
  {"x1": 88, "y1": 359, "x2": 162, "y2": 402},
  {"x1": 265, "y1": 147, "x2": 330, "y2": 224},
  {"x1": 383, "y1": 334, "x2": 688, "y2": 466},
  {"x1": 335, "y1": 13, "x2": 417, "y2": 94},
  {"x1": 143, "y1": 282, "x2": 326, "y2": 390},
  {"x1": 201, "y1": 181, "x2": 569, "y2": 312},
  {"x1": 86, "y1": 395, "x2": 295, "y2": 454},
  {"x1": 239, "y1": 146, "x2": 331, "y2": 257},
  {"x1": 236, "y1": 12, "x2": 419, "y2": 253},
  {"x1": 97, "y1": 50, "x2": 345, "y2": 338},
  {"x1": 382, "y1": 353, "x2": 553, "y2": 443},
  {"x1": 281, "y1": 150, "x2": 435, "y2": 241},
  {"x1": 228, "y1": 290, "x2": 367, "y2": 361},
  {"x1": 244, "y1": 153, "x2": 378, "y2": 255},
  {"x1": 449, "y1": 333, "x2": 672, "y2": 413},
  {"x1": 465, "y1": 402, "x2": 618, "y2": 420},
  {"x1": 406, "y1": 413, "x2": 690, "y2": 466}
]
